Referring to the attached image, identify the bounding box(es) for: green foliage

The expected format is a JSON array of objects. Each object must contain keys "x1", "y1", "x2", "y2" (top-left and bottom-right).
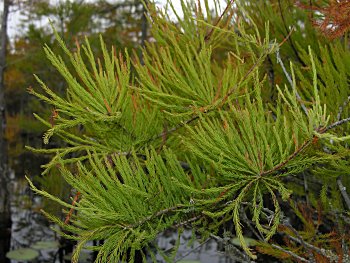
[
  {"x1": 5, "y1": 0, "x2": 147, "y2": 176},
  {"x1": 33, "y1": 168, "x2": 70, "y2": 217},
  {"x1": 27, "y1": 0, "x2": 350, "y2": 262},
  {"x1": 28, "y1": 148, "x2": 207, "y2": 262}
]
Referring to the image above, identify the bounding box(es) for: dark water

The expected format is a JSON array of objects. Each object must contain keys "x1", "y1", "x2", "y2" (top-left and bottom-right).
[
  {"x1": 9, "y1": 174, "x2": 60, "y2": 263},
  {"x1": 7, "y1": 174, "x2": 235, "y2": 263}
]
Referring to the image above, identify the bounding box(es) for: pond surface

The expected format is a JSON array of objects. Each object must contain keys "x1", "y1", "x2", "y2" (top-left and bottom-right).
[
  {"x1": 7, "y1": 175, "x2": 235, "y2": 263},
  {"x1": 9, "y1": 174, "x2": 60, "y2": 263}
]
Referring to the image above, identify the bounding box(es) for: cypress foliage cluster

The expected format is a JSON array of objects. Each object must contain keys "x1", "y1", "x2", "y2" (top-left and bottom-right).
[{"x1": 27, "y1": 0, "x2": 350, "y2": 262}]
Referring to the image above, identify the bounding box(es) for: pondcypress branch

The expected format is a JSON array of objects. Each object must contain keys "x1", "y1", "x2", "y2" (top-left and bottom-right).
[
  {"x1": 260, "y1": 137, "x2": 312, "y2": 176},
  {"x1": 139, "y1": 47, "x2": 276, "y2": 149},
  {"x1": 261, "y1": 115, "x2": 350, "y2": 176},
  {"x1": 26, "y1": 0, "x2": 350, "y2": 261}
]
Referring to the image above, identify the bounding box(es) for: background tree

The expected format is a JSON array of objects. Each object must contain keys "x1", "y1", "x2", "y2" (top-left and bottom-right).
[{"x1": 0, "y1": 0, "x2": 11, "y2": 262}]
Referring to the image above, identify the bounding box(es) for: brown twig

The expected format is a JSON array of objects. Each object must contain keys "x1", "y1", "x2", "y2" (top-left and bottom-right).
[
  {"x1": 278, "y1": 26, "x2": 295, "y2": 48},
  {"x1": 204, "y1": 0, "x2": 235, "y2": 42},
  {"x1": 64, "y1": 191, "x2": 81, "y2": 224},
  {"x1": 153, "y1": 115, "x2": 200, "y2": 142},
  {"x1": 174, "y1": 238, "x2": 211, "y2": 263},
  {"x1": 260, "y1": 116, "x2": 350, "y2": 176},
  {"x1": 220, "y1": 52, "x2": 268, "y2": 106},
  {"x1": 260, "y1": 137, "x2": 312, "y2": 176}
]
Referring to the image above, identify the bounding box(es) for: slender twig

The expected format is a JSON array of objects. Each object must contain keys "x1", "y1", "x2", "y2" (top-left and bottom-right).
[
  {"x1": 172, "y1": 215, "x2": 203, "y2": 229},
  {"x1": 174, "y1": 238, "x2": 210, "y2": 262},
  {"x1": 204, "y1": 0, "x2": 235, "y2": 42},
  {"x1": 209, "y1": 234, "x2": 253, "y2": 262},
  {"x1": 260, "y1": 116, "x2": 350, "y2": 176},
  {"x1": 276, "y1": 46, "x2": 308, "y2": 116},
  {"x1": 284, "y1": 222, "x2": 315, "y2": 261},
  {"x1": 324, "y1": 116, "x2": 350, "y2": 132},
  {"x1": 153, "y1": 115, "x2": 200, "y2": 141},
  {"x1": 64, "y1": 191, "x2": 81, "y2": 224},
  {"x1": 337, "y1": 176, "x2": 350, "y2": 210},
  {"x1": 221, "y1": 52, "x2": 269, "y2": 105},
  {"x1": 260, "y1": 137, "x2": 312, "y2": 176},
  {"x1": 139, "y1": 50, "x2": 270, "y2": 149},
  {"x1": 126, "y1": 204, "x2": 185, "y2": 229},
  {"x1": 241, "y1": 207, "x2": 264, "y2": 241},
  {"x1": 271, "y1": 244, "x2": 310, "y2": 262},
  {"x1": 241, "y1": 201, "x2": 274, "y2": 215}
]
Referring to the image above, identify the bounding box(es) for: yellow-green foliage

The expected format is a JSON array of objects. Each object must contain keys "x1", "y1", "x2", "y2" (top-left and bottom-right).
[{"x1": 28, "y1": 0, "x2": 350, "y2": 262}]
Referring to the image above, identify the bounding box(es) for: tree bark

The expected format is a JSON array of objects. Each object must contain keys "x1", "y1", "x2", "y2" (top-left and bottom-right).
[
  {"x1": 0, "y1": 0, "x2": 9, "y2": 155},
  {"x1": 0, "y1": 0, "x2": 11, "y2": 262}
]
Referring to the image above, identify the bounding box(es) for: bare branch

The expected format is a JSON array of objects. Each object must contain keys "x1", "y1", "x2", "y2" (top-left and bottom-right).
[
  {"x1": 324, "y1": 116, "x2": 350, "y2": 132},
  {"x1": 276, "y1": 46, "x2": 308, "y2": 116},
  {"x1": 271, "y1": 244, "x2": 310, "y2": 263},
  {"x1": 337, "y1": 176, "x2": 350, "y2": 210},
  {"x1": 286, "y1": 234, "x2": 338, "y2": 261}
]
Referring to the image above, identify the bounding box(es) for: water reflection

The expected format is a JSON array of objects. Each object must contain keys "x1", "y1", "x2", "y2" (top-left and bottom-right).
[
  {"x1": 10, "y1": 175, "x2": 59, "y2": 263},
  {"x1": 9, "y1": 176, "x2": 235, "y2": 263},
  {"x1": 156, "y1": 230, "x2": 235, "y2": 263}
]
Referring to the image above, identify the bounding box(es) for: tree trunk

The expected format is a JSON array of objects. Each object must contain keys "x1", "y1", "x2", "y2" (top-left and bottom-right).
[{"x1": 0, "y1": 0, "x2": 11, "y2": 262}]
